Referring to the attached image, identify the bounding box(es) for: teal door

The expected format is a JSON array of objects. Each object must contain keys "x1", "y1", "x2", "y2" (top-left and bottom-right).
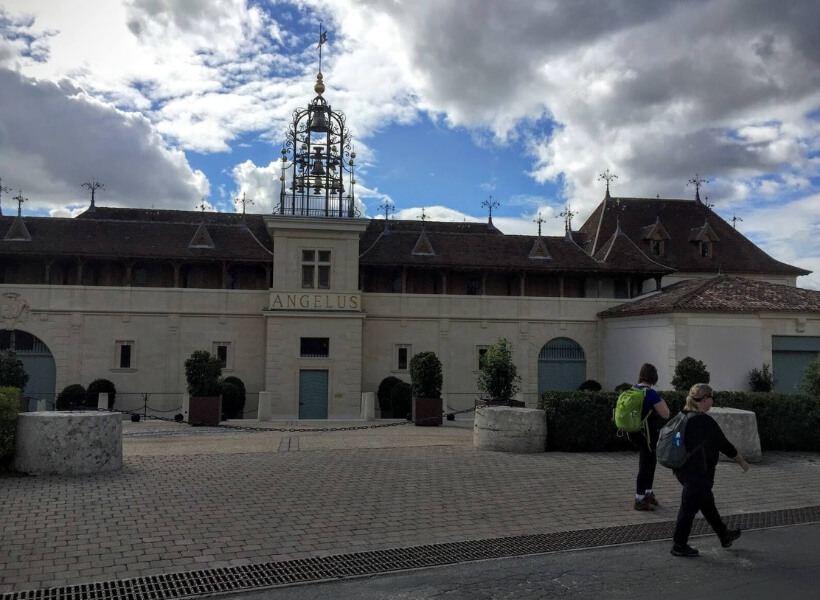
[
  {"x1": 772, "y1": 336, "x2": 820, "y2": 394},
  {"x1": 299, "y1": 369, "x2": 328, "y2": 419},
  {"x1": 538, "y1": 337, "x2": 586, "y2": 393},
  {"x1": 0, "y1": 330, "x2": 56, "y2": 410}
]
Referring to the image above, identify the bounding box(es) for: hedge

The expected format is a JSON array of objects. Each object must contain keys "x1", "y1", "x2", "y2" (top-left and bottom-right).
[{"x1": 538, "y1": 390, "x2": 820, "y2": 452}]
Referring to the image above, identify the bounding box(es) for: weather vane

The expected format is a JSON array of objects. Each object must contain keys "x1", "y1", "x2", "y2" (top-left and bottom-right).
[
  {"x1": 234, "y1": 191, "x2": 254, "y2": 215},
  {"x1": 557, "y1": 204, "x2": 577, "y2": 233},
  {"x1": 0, "y1": 177, "x2": 11, "y2": 216},
  {"x1": 688, "y1": 173, "x2": 708, "y2": 203},
  {"x1": 731, "y1": 213, "x2": 743, "y2": 229},
  {"x1": 82, "y1": 179, "x2": 105, "y2": 210},
  {"x1": 317, "y1": 24, "x2": 328, "y2": 73},
  {"x1": 598, "y1": 169, "x2": 618, "y2": 196},
  {"x1": 418, "y1": 207, "x2": 428, "y2": 223},
  {"x1": 197, "y1": 197, "x2": 209, "y2": 212},
  {"x1": 379, "y1": 200, "x2": 395, "y2": 221},
  {"x1": 13, "y1": 189, "x2": 26, "y2": 217},
  {"x1": 482, "y1": 195, "x2": 500, "y2": 221},
  {"x1": 533, "y1": 211, "x2": 544, "y2": 236}
]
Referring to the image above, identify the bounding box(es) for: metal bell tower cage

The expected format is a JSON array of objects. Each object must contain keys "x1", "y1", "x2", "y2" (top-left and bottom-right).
[{"x1": 277, "y1": 36, "x2": 357, "y2": 218}]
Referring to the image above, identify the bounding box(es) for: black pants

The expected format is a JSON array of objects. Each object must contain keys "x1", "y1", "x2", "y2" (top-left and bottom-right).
[
  {"x1": 634, "y1": 425, "x2": 660, "y2": 495},
  {"x1": 673, "y1": 475, "x2": 728, "y2": 546}
]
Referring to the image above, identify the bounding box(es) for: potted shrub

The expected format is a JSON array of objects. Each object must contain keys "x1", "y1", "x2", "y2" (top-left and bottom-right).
[
  {"x1": 409, "y1": 351, "x2": 443, "y2": 426},
  {"x1": 476, "y1": 338, "x2": 522, "y2": 407},
  {"x1": 185, "y1": 350, "x2": 222, "y2": 426}
]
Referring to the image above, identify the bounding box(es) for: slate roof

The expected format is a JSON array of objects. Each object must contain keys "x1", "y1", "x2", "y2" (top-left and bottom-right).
[
  {"x1": 0, "y1": 210, "x2": 273, "y2": 261},
  {"x1": 598, "y1": 275, "x2": 820, "y2": 318},
  {"x1": 358, "y1": 219, "x2": 671, "y2": 274},
  {"x1": 578, "y1": 196, "x2": 809, "y2": 277}
]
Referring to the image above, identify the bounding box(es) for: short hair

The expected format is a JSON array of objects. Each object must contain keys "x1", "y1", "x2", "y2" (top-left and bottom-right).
[
  {"x1": 638, "y1": 363, "x2": 658, "y2": 385},
  {"x1": 685, "y1": 383, "x2": 713, "y2": 411}
]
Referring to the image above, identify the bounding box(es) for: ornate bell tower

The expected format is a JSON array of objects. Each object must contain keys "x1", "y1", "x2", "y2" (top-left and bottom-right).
[{"x1": 277, "y1": 30, "x2": 356, "y2": 218}]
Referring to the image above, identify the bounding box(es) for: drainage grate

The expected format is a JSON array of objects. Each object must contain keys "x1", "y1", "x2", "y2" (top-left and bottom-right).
[{"x1": 4, "y1": 505, "x2": 820, "y2": 600}]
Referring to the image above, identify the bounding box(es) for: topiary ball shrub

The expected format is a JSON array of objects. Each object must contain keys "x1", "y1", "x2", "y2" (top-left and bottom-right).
[
  {"x1": 220, "y1": 381, "x2": 242, "y2": 420},
  {"x1": 614, "y1": 382, "x2": 633, "y2": 393},
  {"x1": 671, "y1": 356, "x2": 710, "y2": 391},
  {"x1": 86, "y1": 378, "x2": 117, "y2": 409},
  {"x1": 222, "y1": 376, "x2": 246, "y2": 418},
  {"x1": 56, "y1": 384, "x2": 87, "y2": 410},
  {"x1": 389, "y1": 381, "x2": 412, "y2": 420},
  {"x1": 578, "y1": 379, "x2": 602, "y2": 391},
  {"x1": 377, "y1": 376, "x2": 403, "y2": 416}
]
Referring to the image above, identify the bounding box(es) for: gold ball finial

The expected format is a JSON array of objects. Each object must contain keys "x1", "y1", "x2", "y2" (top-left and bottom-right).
[{"x1": 314, "y1": 72, "x2": 325, "y2": 95}]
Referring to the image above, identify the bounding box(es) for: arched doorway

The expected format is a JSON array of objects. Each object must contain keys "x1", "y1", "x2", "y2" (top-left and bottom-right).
[
  {"x1": 538, "y1": 337, "x2": 586, "y2": 393},
  {"x1": 0, "y1": 330, "x2": 56, "y2": 410}
]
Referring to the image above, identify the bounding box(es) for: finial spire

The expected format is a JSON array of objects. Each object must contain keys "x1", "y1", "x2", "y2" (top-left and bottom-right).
[
  {"x1": 197, "y1": 197, "x2": 208, "y2": 212},
  {"x1": 379, "y1": 200, "x2": 395, "y2": 233},
  {"x1": 688, "y1": 173, "x2": 708, "y2": 204},
  {"x1": 234, "y1": 191, "x2": 254, "y2": 215},
  {"x1": 418, "y1": 207, "x2": 428, "y2": 224},
  {"x1": 82, "y1": 178, "x2": 104, "y2": 210},
  {"x1": 482, "y1": 195, "x2": 499, "y2": 225},
  {"x1": 557, "y1": 204, "x2": 577, "y2": 233},
  {"x1": 533, "y1": 211, "x2": 544, "y2": 237},
  {"x1": 598, "y1": 169, "x2": 618, "y2": 200},
  {"x1": 13, "y1": 189, "x2": 26, "y2": 217},
  {"x1": 0, "y1": 177, "x2": 11, "y2": 217}
]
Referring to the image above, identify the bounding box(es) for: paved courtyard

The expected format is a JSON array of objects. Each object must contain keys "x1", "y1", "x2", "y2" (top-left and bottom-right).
[{"x1": 1, "y1": 417, "x2": 819, "y2": 593}]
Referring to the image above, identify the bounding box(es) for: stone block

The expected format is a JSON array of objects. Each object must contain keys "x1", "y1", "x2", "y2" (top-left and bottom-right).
[
  {"x1": 708, "y1": 407, "x2": 762, "y2": 463},
  {"x1": 473, "y1": 406, "x2": 546, "y2": 453},
  {"x1": 14, "y1": 411, "x2": 122, "y2": 475}
]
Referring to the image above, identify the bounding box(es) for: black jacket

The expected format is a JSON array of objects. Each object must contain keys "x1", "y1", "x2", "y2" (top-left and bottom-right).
[{"x1": 675, "y1": 410, "x2": 738, "y2": 481}]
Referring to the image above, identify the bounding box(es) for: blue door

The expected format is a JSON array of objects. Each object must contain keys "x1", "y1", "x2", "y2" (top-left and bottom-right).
[
  {"x1": 538, "y1": 337, "x2": 586, "y2": 393},
  {"x1": 299, "y1": 369, "x2": 328, "y2": 419}
]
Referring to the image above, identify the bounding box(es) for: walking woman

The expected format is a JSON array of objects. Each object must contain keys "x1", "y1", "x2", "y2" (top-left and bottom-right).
[
  {"x1": 671, "y1": 383, "x2": 750, "y2": 557},
  {"x1": 632, "y1": 363, "x2": 670, "y2": 511}
]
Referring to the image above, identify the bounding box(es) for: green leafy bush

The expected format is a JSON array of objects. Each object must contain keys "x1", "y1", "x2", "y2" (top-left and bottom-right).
[
  {"x1": 749, "y1": 364, "x2": 774, "y2": 393},
  {"x1": 222, "y1": 376, "x2": 246, "y2": 418},
  {"x1": 802, "y1": 357, "x2": 820, "y2": 397},
  {"x1": 671, "y1": 357, "x2": 710, "y2": 391},
  {"x1": 86, "y1": 378, "x2": 117, "y2": 409},
  {"x1": 0, "y1": 350, "x2": 29, "y2": 390},
  {"x1": 56, "y1": 384, "x2": 86, "y2": 410},
  {"x1": 0, "y1": 386, "x2": 20, "y2": 467},
  {"x1": 220, "y1": 382, "x2": 242, "y2": 419},
  {"x1": 389, "y1": 381, "x2": 412, "y2": 419},
  {"x1": 538, "y1": 389, "x2": 820, "y2": 452},
  {"x1": 614, "y1": 382, "x2": 633, "y2": 393},
  {"x1": 409, "y1": 351, "x2": 442, "y2": 399},
  {"x1": 377, "y1": 376, "x2": 403, "y2": 416},
  {"x1": 184, "y1": 350, "x2": 222, "y2": 396},
  {"x1": 476, "y1": 338, "x2": 520, "y2": 405},
  {"x1": 578, "y1": 379, "x2": 602, "y2": 391}
]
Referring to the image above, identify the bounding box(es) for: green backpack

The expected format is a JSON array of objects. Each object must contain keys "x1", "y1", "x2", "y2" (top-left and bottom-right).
[{"x1": 614, "y1": 386, "x2": 648, "y2": 433}]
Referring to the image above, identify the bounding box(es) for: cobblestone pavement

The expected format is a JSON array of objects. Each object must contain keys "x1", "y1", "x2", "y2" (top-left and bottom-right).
[{"x1": 1, "y1": 418, "x2": 819, "y2": 592}]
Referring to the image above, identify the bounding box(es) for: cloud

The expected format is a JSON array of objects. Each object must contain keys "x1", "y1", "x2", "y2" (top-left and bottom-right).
[{"x1": 0, "y1": 68, "x2": 206, "y2": 213}]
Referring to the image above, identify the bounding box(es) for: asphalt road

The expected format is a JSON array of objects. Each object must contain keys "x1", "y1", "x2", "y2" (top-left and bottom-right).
[{"x1": 226, "y1": 522, "x2": 820, "y2": 600}]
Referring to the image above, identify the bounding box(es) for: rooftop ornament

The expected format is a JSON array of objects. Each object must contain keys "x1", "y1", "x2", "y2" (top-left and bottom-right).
[{"x1": 277, "y1": 25, "x2": 356, "y2": 218}]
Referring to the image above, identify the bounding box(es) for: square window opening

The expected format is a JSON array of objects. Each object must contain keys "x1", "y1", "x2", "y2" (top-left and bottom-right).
[{"x1": 301, "y1": 337, "x2": 329, "y2": 358}]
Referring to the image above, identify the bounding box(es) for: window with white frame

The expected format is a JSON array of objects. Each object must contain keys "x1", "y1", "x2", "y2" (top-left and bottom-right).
[
  {"x1": 301, "y1": 249, "x2": 331, "y2": 289},
  {"x1": 475, "y1": 345, "x2": 489, "y2": 371},
  {"x1": 115, "y1": 340, "x2": 135, "y2": 369},
  {"x1": 212, "y1": 341, "x2": 232, "y2": 370},
  {"x1": 395, "y1": 344, "x2": 411, "y2": 371}
]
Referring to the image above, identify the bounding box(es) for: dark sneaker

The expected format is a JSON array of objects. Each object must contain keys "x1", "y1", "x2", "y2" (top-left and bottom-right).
[
  {"x1": 721, "y1": 529, "x2": 741, "y2": 548},
  {"x1": 670, "y1": 544, "x2": 699, "y2": 557},
  {"x1": 634, "y1": 497, "x2": 655, "y2": 511},
  {"x1": 644, "y1": 492, "x2": 659, "y2": 506}
]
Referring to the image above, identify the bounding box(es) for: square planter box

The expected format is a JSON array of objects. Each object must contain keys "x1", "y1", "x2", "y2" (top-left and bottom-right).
[
  {"x1": 412, "y1": 396, "x2": 442, "y2": 426},
  {"x1": 189, "y1": 396, "x2": 222, "y2": 426}
]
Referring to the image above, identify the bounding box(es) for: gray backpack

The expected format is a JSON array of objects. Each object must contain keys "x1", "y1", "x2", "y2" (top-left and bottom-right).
[{"x1": 656, "y1": 412, "x2": 703, "y2": 469}]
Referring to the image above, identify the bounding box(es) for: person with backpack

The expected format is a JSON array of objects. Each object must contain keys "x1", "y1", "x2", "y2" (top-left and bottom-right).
[
  {"x1": 627, "y1": 363, "x2": 669, "y2": 511},
  {"x1": 670, "y1": 383, "x2": 750, "y2": 557}
]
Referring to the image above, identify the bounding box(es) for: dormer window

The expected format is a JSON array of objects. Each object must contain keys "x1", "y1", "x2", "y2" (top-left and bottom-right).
[
  {"x1": 700, "y1": 241, "x2": 711, "y2": 257},
  {"x1": 650, "y1": 240, "x2": 664, "y2": 256}
]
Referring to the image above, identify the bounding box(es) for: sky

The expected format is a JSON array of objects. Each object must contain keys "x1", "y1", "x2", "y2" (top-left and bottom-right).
[{"x1": 1, "y1": 0, "x2": 820, "y2": 288}]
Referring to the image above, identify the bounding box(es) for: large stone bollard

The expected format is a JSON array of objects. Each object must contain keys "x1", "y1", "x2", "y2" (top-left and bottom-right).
[
  {"x1": 708, "y1": 407, "x2": 763, "y2": 463},
  {"x1": 13, "y1": 411, "x2": 123, "y2": 475},
  {"x1": 474, "y1": 406, "x2": 546, "y2": 453}
]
